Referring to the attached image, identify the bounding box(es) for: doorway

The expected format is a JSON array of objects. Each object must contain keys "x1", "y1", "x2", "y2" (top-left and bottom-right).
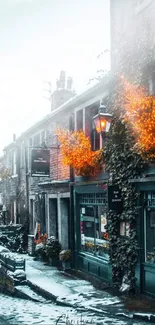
[
  {"x1": 49, "y1": 198, "x2": 58, "y2": 238},
  {"x1": 60, "y1": 198, "x2": 70, "y2": 249},
  {"x1": 141, "y1": 192, "x2": 155, "y2": 296}
]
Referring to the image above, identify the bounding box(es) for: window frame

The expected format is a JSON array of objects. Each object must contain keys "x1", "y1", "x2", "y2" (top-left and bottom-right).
[{"x1": 79, "y1": 194, "x2": 109, "y2": 260}]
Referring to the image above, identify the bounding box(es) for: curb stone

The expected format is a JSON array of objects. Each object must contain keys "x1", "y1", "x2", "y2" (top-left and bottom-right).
[
  {"x1": 115, "y1": 312, "x2": 133, "y2": 319},
  {"x1": 14, "y1": 287, "x2": 45, "y2": 302},
  {"x1": 27, "y1": 280, "x2": 57, "y2": 302},
  {"x1": 133, "y1": 313, "x2": 152, "y2": 323},
  {"x1": 27, "y1": 280, "x2": 155, "y2": 323},
  {"x1": 150, "y1": 315, "x2": 155, "y2": 323}
]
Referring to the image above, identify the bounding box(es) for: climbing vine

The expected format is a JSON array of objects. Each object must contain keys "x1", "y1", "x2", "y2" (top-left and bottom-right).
[{"x1": 104, "y1": 113, "x2": 145, "y2": 293}]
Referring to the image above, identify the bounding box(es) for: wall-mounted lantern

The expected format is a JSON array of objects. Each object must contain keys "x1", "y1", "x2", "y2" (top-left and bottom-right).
[{"x1": 92, "y1": 104, "x2": 112, "y2": 138}]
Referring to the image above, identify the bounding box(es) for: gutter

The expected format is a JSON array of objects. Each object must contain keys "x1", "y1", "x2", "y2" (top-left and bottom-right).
[
  {"x1": 129, "y1": 176, "x2": 155, "y2": 183},
  {"x1": 38, "y1": 180, "x2": 69, "y2": 186}
]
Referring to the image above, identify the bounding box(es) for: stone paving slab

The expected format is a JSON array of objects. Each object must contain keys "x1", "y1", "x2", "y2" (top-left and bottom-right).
[{"x1": 26, "y1": 264, "x2": 74, "y2": 299}]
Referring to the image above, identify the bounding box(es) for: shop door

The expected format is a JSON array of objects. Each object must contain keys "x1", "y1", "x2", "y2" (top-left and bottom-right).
[{"x1": 141, "y1": 192, "x2": 155, "y2": 295}]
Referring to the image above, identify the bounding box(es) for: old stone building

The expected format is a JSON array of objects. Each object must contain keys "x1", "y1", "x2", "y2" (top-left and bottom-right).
[{"x1": 0, "y1": 72, "x2": 111, "y2": 252}]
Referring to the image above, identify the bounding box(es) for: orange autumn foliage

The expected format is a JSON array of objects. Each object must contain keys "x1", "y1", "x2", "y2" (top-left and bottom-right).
[
  {"x1": 121, "y1": 77, "x2": 155, "y2": 160},
  {"x1": 56, "y1": 128, "x2": 104, "y2": 176}
]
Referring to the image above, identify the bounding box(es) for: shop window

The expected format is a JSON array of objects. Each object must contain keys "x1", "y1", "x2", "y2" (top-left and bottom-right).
[
  {"x1": 145, "y1": 207, "x2": 155, "y2": 263},
  {"x1": 80, "y1": 203, "x2": 109, "y2": 260}
]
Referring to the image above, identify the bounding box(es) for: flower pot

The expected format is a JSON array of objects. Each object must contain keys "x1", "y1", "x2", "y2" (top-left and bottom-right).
[
  {"x1": 49, "y1": 256, "x2": 58, "y2": 266},
  {"x1": 62, "y1": 261, "x2": 71, "y2": 271}
]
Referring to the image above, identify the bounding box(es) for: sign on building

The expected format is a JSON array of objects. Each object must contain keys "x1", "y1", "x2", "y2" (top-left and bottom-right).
[
  {"x1": 108, "y1": 185, "x2": 122, "y2": 213},
  {"x1": 31, "y1": 149, "x2": 50, "y2": 177}
]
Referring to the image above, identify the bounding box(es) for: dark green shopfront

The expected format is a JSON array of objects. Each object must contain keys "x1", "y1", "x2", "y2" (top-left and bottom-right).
[
  {"x1": 73, "y1": 176, "x2": 155, "y2": 297},
  {"x1": 73, "y1": 179, "x2": 112, "y2": 285},
  {"x1": 134, "y1": 177, "x2": 155, "y2": 297}
]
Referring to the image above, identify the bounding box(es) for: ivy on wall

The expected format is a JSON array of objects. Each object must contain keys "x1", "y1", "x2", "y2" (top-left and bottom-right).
[{"x1": 104, "y1": 114, "x2": 145, "y2": 293}]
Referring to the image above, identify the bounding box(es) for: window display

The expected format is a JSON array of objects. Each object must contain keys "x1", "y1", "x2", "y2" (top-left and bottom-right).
[{"x1": 80, "y1": 205, "x2": 109, "y2": 259}]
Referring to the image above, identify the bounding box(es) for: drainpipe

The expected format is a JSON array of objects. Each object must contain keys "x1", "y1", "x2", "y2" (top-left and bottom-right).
[
  {"x1": 69, "y1": 115, "x2": 75, "y2": 268},
  {"x1": 25, "y1": 147, "x2": 30, "y2": 231}
]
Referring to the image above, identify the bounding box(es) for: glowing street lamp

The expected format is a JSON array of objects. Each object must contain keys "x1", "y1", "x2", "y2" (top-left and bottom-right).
[{"x1": 93, "y1": 104, "x2": 112, "y2": 137}]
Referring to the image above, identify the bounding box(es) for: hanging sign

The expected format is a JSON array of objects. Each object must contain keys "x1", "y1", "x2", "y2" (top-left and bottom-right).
[
  {"x1": 108, "y1": 185, "x2": 122, "y2": 213},
  {"x1": 31, "y1": 149, "x2": 50, "y2": 177}
]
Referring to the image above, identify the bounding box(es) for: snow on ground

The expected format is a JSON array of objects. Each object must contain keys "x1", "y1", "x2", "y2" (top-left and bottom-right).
[{"x1": 0, "y1": 293, "x2": 152, "y2": 325}]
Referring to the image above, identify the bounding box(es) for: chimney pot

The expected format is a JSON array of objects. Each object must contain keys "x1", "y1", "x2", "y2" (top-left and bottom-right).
[{"x1": 67, "y1": 77, "x2": 73, "y2": 90}]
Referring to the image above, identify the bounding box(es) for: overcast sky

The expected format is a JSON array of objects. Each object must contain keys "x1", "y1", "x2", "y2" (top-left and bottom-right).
[{"x1": 0, "y1": 0, "x2": 110, "y2": 152}]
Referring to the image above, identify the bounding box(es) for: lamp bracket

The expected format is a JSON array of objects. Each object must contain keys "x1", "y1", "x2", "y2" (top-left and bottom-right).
[{"x1": 99, "y1": 104, "x2": 107, "y2": 114}]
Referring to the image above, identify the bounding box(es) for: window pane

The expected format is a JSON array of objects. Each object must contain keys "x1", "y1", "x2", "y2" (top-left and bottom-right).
[
  {"x1": 91, "y1": 128, "x2": 100, "y2": 151},
  {"x1": 80, "y1": 205, "x2": 109, "y2": 259}
]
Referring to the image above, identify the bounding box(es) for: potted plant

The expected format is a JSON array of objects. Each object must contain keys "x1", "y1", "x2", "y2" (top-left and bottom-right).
[
  {"x1": 45, "y1": 236, "x2": 61, "y2": 266},
  {"x1": 59, "y1": 249, "x2": 71, "y2": 270},
  {"x1": 34, "y1": 243, "x2": 47, "y2": 262}
]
